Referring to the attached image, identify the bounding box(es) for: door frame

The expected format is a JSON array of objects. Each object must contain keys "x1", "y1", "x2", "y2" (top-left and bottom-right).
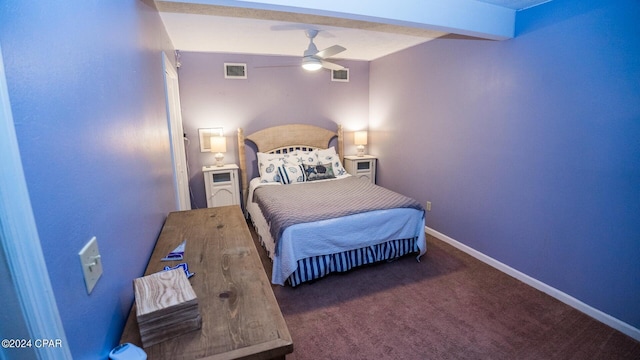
[
  {"x1": 0, "y1": 43, "x2": 72, "y2": 359},
  {"x1": 162, "y1": 52, "x2": 191, "y2": 211}
]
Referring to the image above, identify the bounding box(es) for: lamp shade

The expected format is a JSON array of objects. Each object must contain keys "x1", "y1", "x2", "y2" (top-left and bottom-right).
[
  {"x1": 354, "y1": 131, "x2": 368, "y2": 145},
  {"x1": 210, "y1": 136, "x2": 227, "y2": 153}
]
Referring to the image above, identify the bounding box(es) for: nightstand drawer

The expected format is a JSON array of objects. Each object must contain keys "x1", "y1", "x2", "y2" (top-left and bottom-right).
[{"x1": 212, "y1": 172, "x2": 231, "y2": 183}]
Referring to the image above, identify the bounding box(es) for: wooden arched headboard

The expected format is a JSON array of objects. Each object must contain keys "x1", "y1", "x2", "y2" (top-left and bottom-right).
[{"x1": 237, "y1": 124, "x2": 343, "y2": 206}]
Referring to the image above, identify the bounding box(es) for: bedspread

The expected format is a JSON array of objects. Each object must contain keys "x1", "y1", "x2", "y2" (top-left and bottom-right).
[{"x1": 253, "y1": 176, "x2": 425, "y2": 250}]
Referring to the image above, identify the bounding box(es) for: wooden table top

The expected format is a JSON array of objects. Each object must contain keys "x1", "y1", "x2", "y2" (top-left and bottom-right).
[{"x1": 120, "y1": 206, "x2": 293, "y2": 360}]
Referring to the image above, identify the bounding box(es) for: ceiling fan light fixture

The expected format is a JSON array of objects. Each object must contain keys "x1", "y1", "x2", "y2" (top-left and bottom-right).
[{"x1": 302, "y1": 57, "x2": 322, "y2": 71}]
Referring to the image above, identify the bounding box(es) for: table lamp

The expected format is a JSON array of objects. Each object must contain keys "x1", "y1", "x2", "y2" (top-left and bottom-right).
[
  {"x1": 354, "y1": 131, "x2": 368, "y2": 157},
  {"x1": 210, "y1": 136, "x2": 227, "y2": 166}
]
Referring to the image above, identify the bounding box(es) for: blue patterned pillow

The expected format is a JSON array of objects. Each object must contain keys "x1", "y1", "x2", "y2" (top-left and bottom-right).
[
  {"x1": 278, "y1": 164, "x2": 307, "y2": 184},
  {"x1": 303, "y1": 163, "x2": 335, "y2": 181}
]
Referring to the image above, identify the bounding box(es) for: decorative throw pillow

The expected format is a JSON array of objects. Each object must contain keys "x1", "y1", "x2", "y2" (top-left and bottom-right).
[
  {"x1": 303, "y1": 162, "x2": 336, "y2": 181},
  {"x1": 258, "y1": 152, "x2": 297, "y2": 183},
  {"x1": 290, "y1": 149, "x2": 318, "y2": 165},
  {"x1": 278, "y1": 164, "x2": 307, "y2": 184},
  {"x1": 316, "y1": 147, "x2": 347, "y2": 176},
  {"x1": 316, "y1": 147, "x2": 337, "y2": 157}
]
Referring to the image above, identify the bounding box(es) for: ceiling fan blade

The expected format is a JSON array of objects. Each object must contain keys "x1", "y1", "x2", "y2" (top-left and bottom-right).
[
  {"x1": 321, "y1": 60, "x2": 344, "y2": 71},
  {"x1": 315, "y1": 45, "x2": 346, "y2": 59},
  {"x1": 270, "y1": 24, "x2": 312, "y2": 32}
]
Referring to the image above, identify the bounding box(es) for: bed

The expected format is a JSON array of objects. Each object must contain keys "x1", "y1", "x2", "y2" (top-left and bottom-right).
[{"x1": 238, "y1": 124, "x2": 426, "y2": 287}]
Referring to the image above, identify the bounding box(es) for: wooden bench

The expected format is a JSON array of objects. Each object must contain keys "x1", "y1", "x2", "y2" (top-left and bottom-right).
[{"x1": 120, "y1": 206, "x2": 293, "y2": 359}]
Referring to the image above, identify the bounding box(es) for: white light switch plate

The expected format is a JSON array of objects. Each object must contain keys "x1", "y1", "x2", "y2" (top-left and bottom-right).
[{"x1": 79, "y1": 236, "x2": 103, "y2": 294}]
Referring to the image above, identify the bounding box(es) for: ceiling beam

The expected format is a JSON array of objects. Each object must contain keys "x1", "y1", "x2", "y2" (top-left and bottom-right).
[{"x1": 157, "y1": 0, "x2": 515, "y2": 40}]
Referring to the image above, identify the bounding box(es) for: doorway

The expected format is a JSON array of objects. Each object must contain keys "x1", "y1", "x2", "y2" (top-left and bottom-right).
[{"x1": 162, "y1": 52, "x2": 191, "y2": 210}]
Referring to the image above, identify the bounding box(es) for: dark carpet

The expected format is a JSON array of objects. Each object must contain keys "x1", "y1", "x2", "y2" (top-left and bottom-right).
[{"x1": 250, "y1": 227, "x2": 640, "y2": 359}]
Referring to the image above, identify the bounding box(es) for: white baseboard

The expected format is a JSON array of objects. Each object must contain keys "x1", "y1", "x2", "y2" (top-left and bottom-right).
[{"x1": 425, "y1": 226, "x2": 640, "y2": 342}]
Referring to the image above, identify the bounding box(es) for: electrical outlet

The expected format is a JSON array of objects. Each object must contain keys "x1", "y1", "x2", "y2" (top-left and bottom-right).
[
  {"x1": 79, "y1": 237, "x2": 103, "y2": 294},
  {"x1": 426, "y1": 201, "x2": 432, "y2": 211}
]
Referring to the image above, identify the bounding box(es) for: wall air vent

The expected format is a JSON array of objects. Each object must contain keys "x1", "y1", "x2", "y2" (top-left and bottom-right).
[
  {"x1": 331, "y1": 68, "x2": 349, "y2": 82},
  {"x1": 224, "y1": 63, "x2": 247, "y2": 79}
]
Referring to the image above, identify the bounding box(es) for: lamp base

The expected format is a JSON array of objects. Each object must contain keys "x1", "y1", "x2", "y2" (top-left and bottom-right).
[
  {"x1": 356, "y1": 145, "x2": 365, "y2": 157},
  {"x1": 214, "y1": 152, "x2": 225, "y2": 167}
]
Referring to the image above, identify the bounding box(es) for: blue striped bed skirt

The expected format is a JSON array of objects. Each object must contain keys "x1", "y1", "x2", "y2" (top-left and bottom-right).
[{"x1": 287, "y1": 237, "x2": 420, "y2": 287}]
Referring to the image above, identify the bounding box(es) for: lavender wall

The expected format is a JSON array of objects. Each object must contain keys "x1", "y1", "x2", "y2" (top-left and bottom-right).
[
  {"x1": 177, "y1": 52, "x2": 370, "y2": 209},
  {"x1": 369, "y1": 0, "x2": 640, "y2": 329},
  {"x1": 0, "y1": 1, "x2": 176, "y2": 358}
]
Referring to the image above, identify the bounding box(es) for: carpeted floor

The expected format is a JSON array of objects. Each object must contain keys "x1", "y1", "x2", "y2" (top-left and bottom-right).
[{"x1": 250, "y1": 227, "x2": 640, "y2": 359}]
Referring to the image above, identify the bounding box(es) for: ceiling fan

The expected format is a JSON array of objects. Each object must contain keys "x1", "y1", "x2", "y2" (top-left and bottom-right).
[{"x1": 301, "y1": 29, "x2": 346, "y2": 71}]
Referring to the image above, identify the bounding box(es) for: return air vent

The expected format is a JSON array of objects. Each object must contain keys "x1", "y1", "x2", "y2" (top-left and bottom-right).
[
  {"x1": 224, "y1": 63, "x2": 247, "y2": 79},
  {"x1": 331, "y1": 68, "x2": 349, "y2": 82}
]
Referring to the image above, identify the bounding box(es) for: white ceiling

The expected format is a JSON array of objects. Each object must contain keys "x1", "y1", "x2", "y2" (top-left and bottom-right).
[{"x1": 156, "y1": 0, "x2": 551, "y2": 61}]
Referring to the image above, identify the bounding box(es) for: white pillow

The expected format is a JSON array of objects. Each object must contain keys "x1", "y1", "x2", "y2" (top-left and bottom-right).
[
  {"x1": 316, "y1": 147, "x2": 337, "y2": 157},
  {"x1": 291, "y1": 149, "x2": 318, "y2": 165},
  {"x1": 257, "y1": 152, "x2": 297, "y2": 183},
  {"x1": 314, "y1": 147, "x2": 347, "y2": 176}
]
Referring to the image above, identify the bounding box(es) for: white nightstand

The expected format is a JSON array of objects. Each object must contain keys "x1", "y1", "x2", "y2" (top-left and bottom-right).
[
  {"x1": 343, "y1": 155, "x2": 377, "y2": 184},
  {"x1": 202, "y1": 164, "x2": 240, "y2": 208}
]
